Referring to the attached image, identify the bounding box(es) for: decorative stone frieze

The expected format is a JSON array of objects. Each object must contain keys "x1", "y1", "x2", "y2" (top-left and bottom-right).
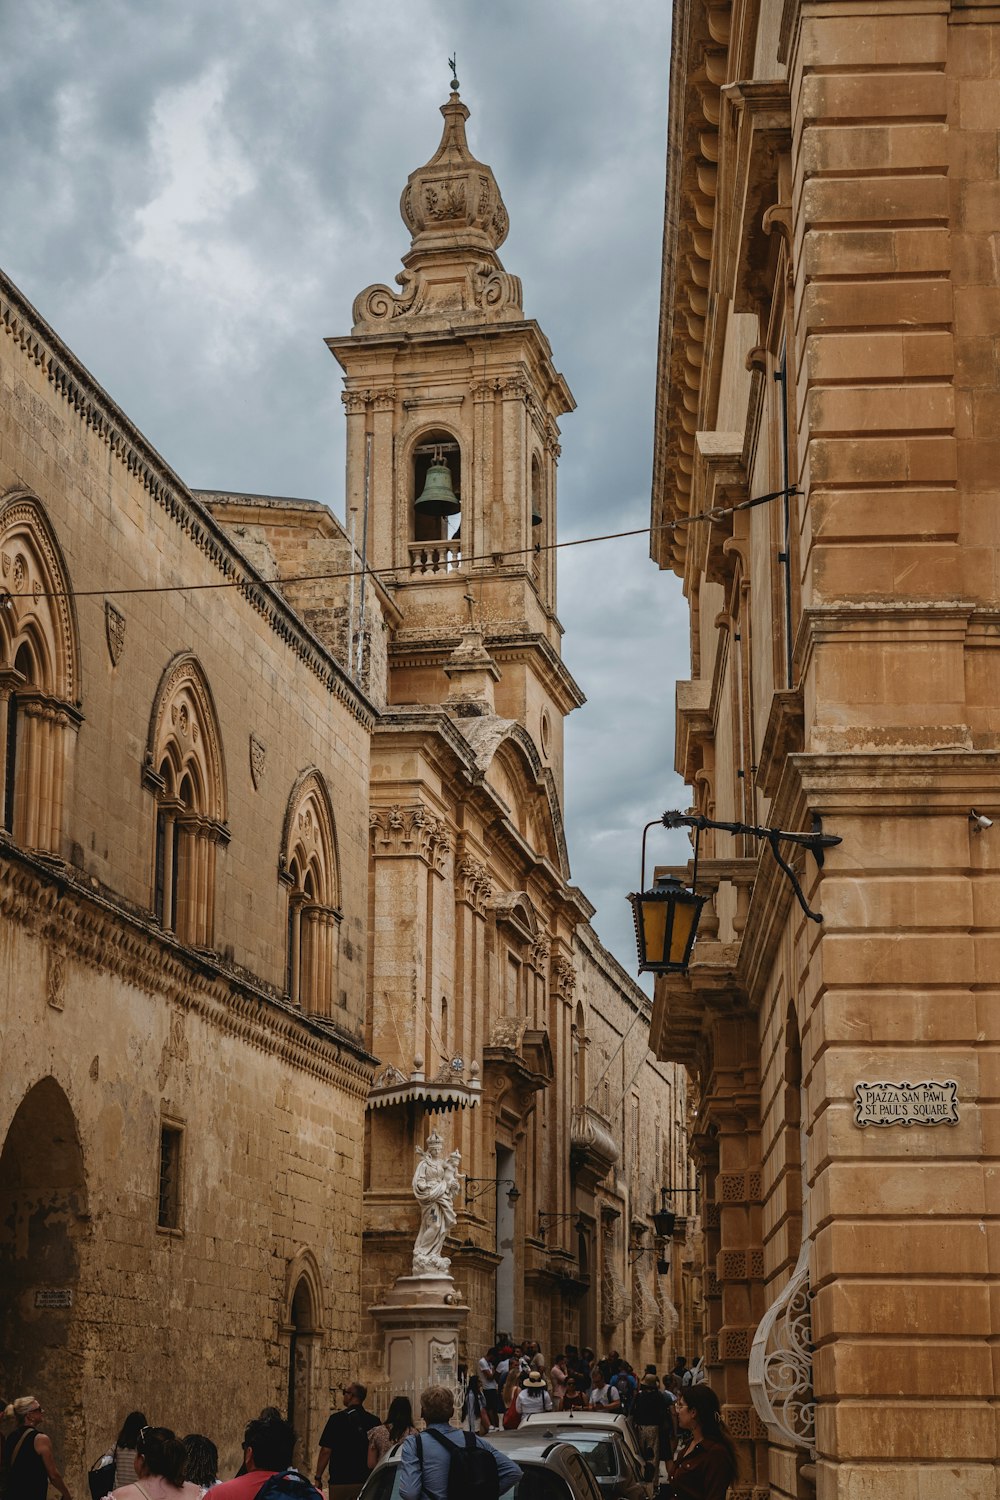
[{"x1": 370, "y1": 805, "x2": 452, "y2": 872}]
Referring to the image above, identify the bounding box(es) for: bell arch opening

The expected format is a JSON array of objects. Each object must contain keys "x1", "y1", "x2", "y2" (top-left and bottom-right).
[
  {"x1": 412, "y1": 429, "x2": 462, "y2": 546},
  {"x1": 0, "y1": 1077, "x2": 88, "y2": 1461}
]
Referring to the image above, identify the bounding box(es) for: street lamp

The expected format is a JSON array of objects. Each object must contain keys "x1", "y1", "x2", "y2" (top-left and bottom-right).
[
  {"x1": 464, "y1": 1176, "x2": 520, "y2": 1208},
  {"x1": 628, "y1": 873, "x2": 705, "y2": 976},
  {"x1": 537, "y1": 1210, "x2": 586, "y2": 1240},
  {"x1": 652, "y1": 1186, "x2": 699, "y2": 1238},
  {"x1": 628, "y1": 809, "x2": 842, "y2": 975}
]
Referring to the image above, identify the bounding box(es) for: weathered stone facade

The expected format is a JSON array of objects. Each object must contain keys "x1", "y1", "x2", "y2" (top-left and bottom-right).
[
  {"x1": 651, "y1": 0, "x2": 1000, "y2": 1493},
  {"x1": 573, "y1": 924, "x2": 699, "y2": 1374},
  {"x1": 0, "y1": 272, "x2": 375, "y2": 1484},
  {"x1": 333, "y1": 89, "x2": 690, "y2": 1377}
]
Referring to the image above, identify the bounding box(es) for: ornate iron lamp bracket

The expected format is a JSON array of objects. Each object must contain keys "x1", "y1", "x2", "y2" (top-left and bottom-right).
[{"x1": 657, "y1": 810, "x2": 842, "y2": 924}]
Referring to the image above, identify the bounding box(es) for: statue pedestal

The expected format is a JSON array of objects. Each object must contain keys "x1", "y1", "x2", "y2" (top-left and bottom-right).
[{"x1": 369, "y1": 1274, "x2": 469, "y2": 1395}]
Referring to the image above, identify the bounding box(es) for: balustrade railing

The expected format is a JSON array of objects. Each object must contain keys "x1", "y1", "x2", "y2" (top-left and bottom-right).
[{"x1": 408, "y1": 540, "x2": 463, "y2": 575}]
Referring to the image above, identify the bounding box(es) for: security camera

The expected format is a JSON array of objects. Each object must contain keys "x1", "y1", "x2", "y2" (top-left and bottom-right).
[{"x1": 970, "y1": 810, "x2": 993, "y2": 832}]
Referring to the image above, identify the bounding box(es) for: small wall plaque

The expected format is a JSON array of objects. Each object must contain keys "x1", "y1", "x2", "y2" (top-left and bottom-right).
[
  {"x1": 34, "y1": 1288, "x2": 72, "y2": 1308},
  {"x1": 854, "y1": 1080, "x2": 959, "y2": 1128}
]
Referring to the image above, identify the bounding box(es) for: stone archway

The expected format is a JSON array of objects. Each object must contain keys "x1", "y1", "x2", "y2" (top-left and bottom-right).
[
  {"x1": 0, "y1": 1078, "x2": 88, "y2": 1461},
  {"x1": 282, "y1": 1250, "x2": 324, "y2": 1464}
]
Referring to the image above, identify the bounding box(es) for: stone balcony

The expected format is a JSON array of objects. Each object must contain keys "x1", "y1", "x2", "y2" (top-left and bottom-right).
[{"x1": 570, "y1": 1103, "x2": 620, "y2": 1191}]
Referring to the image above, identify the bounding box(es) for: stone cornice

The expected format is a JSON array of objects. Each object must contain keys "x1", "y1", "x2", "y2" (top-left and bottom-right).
[
  {"x1": 652, "y1": 0, "x2": 726, "y2": 577},
  {"x1": 327, "y1": 320, "x2": 576, "y2": 421},
  {"x1": 1, "y1": 838, "x2": 376, "y2": 1097},
  {"x1": 0, "y1": 271, "x2": 375, "y2": 732}
]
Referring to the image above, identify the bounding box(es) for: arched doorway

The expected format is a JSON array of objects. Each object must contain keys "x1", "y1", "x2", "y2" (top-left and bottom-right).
[
  {"x1": 0, "y1": 1078, "x2": 88, "y2": 1464},
  {"x1": 283, "y1": 1252, "x2": 324, "y2": 1465}
]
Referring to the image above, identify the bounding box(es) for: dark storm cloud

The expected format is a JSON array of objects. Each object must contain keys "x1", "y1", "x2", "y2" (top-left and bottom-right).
[{"x1": 0, "y1": 0, "x2": 691, "y2": 973}]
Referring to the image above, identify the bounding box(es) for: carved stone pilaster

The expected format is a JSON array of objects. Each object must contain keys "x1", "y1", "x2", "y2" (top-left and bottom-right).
[
  {"x1": 370, "y1": 805, "x2": 452, "y2": 873},
  {"x1": 552, "y1": 955, "x2": 576, "y2": 1000},
  {"x1": 457, "y1": 856, "x2": 493, "y2": 915}
]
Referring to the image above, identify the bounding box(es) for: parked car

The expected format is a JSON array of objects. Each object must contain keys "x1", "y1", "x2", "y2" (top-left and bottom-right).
[
  {"x1": 356, "y1": 1433, "x2": 602, "y2": 1500},
  {"x1": 520, "y1": 1411, "x2": 651, "y2": 1486},
  {"x1": 498, "y1": 1421, "x2": 653, "y2": 1500}
]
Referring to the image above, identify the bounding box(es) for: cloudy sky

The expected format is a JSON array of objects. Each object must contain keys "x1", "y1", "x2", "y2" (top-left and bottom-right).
[{"x1": 1, "y1": 0, "x2": 695, "y2": 977}]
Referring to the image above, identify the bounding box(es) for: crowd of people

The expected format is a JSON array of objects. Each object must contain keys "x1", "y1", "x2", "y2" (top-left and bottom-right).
[
  {"x1": 0, "y1": 1403, "x2": 318, "y2": 1500},
  {"x1": 471, "y1": 1340, "x2": 705, "y2": 1442},
  {"x1": 3, "y1": 1347, "x2": 735, "y2": 1500}
]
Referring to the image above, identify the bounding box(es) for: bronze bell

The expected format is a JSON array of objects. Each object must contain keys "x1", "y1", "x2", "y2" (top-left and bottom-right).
[
  {"x1": 414, "y1": 458, "x2": 460, "y2": 517},
  {"x1": 531, "y1": 498, "x2": 543, "y2": 527}
]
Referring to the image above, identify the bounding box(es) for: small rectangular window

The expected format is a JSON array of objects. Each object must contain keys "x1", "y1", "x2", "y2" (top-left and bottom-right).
[{"x1": 157, "y1": 1121, "x2": 183, "y2": 1232}]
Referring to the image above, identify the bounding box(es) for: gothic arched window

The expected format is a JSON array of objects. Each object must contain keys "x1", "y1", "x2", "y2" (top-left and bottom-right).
[
  {"x1": 280, "y1": 771, "x2": 341, "y2": 1015},
  {"x1": 145, "y1": 654, "x2": 228, "y2": 948},
  {"x1": 0, "y1": 495, "x2": 81, "y2": 853}
]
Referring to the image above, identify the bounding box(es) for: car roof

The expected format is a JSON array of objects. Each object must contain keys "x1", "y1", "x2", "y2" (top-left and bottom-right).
[
  {"x1": 510, "y1": 1425, "x2": 627, "y2": 1445},
  {"x1": 521, "y1": 1412, "x2": 629, "y2": 1427}
]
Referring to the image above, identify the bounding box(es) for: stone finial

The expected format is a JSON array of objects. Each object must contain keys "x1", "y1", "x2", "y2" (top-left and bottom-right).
[{"x1": 399, "y1": 92, "x2": 509, "y2": 253}]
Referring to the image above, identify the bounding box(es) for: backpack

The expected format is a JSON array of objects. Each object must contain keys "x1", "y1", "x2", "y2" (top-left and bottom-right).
[
  {"x1": 254, "y1": 1470, "x2": 323, "y2": 1500},
  {"x1": 1, "y1": 1430, "x2": 37, "y2": 1500},
  {"x1": 502, "y1": 1395, "x2": 520, "y2": 1430},
  {"x1": 418, "y1": 1429, "x2": 501, "y2": 1500}
]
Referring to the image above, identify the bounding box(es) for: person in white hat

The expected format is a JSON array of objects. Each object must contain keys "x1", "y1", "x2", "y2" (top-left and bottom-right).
[{"x1": 514, "y1": 1371, "x2": 553, "y2": 1421}]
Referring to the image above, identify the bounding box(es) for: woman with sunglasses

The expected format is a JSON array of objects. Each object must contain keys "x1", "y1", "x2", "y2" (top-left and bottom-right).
[
  {"x1": 109, "y1": 1427, "x2": 200, "y2": 1500},
  {"x1": 659, "y1": 1385, "x2": 738, "y2": 1499},
  {"x1": 1, "y1": 1397, "x2": 72, "y2": 1500}
]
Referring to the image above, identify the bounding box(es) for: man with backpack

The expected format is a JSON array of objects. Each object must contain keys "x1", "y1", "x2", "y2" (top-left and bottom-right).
[
  {"x1": 398, "y1": 1387, "x2": 522, "y2": 1500},
  {"x1": 212, "y1": 1416, "x2": 319, "y2": 1500}
]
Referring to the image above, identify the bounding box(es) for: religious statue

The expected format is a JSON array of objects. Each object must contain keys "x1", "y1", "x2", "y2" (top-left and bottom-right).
[{"x1": 411, "y1": 1131, "x2": 462, "y2": 1277}]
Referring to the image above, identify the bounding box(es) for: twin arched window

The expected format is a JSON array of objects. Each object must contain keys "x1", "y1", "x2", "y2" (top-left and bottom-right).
[
  {"x1": 280, "y1": 772, "x2": 341, "y2": 1015},
  {"x1": 145, "y1": 655, "x2": 229, "y2": 949},
  {"x1": 0, "y1": 496, "x2": 81, "y2": 852}
]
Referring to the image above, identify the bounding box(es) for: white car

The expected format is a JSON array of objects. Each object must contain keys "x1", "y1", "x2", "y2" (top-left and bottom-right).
[{"x1": 518, "y1": 1412, "x2": 651, "y2": 1488}]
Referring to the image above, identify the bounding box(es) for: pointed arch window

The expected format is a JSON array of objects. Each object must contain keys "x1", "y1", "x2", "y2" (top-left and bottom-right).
[
  {"x1": 280, "y1": 772, "x2": 341, "y2": 1016},
  {"x1": 0, "y1": 497, "x2": 82, "y2": 853},
  {"x1": 145, "y1": 655, "x2": 228, "y2": 948}
]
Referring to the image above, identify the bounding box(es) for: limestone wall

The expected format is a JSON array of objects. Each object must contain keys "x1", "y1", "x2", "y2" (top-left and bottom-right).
[{"x1": 0, "y1": 270, "x2": 374, "y2": 1486}]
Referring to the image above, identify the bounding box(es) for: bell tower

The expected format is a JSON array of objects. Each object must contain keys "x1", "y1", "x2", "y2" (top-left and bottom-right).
[{"x1": 327, "y1": 77, "x2": 583, "y2": 787}]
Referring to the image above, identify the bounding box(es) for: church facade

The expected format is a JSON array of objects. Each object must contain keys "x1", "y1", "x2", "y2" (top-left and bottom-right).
[{"x1": 650, "y1": 0, "x2": 1000, "y2": 1493}]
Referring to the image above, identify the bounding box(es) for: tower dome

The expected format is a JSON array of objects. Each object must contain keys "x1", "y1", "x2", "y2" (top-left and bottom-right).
[
  {"x1": 400, "y1": 87, "x2": 509, "y2": 254},
  {"x1": 350, "y1": 83, "x2": 523, "y2": 331}
]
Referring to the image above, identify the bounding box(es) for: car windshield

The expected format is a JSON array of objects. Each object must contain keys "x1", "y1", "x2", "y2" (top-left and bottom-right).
[
  {"x1": 362, "y1": 1464, "x2": 574, "y2": 1500},
  {"x1": 563, "y1": 1439, "x2": 618, "y2": 1478}
]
